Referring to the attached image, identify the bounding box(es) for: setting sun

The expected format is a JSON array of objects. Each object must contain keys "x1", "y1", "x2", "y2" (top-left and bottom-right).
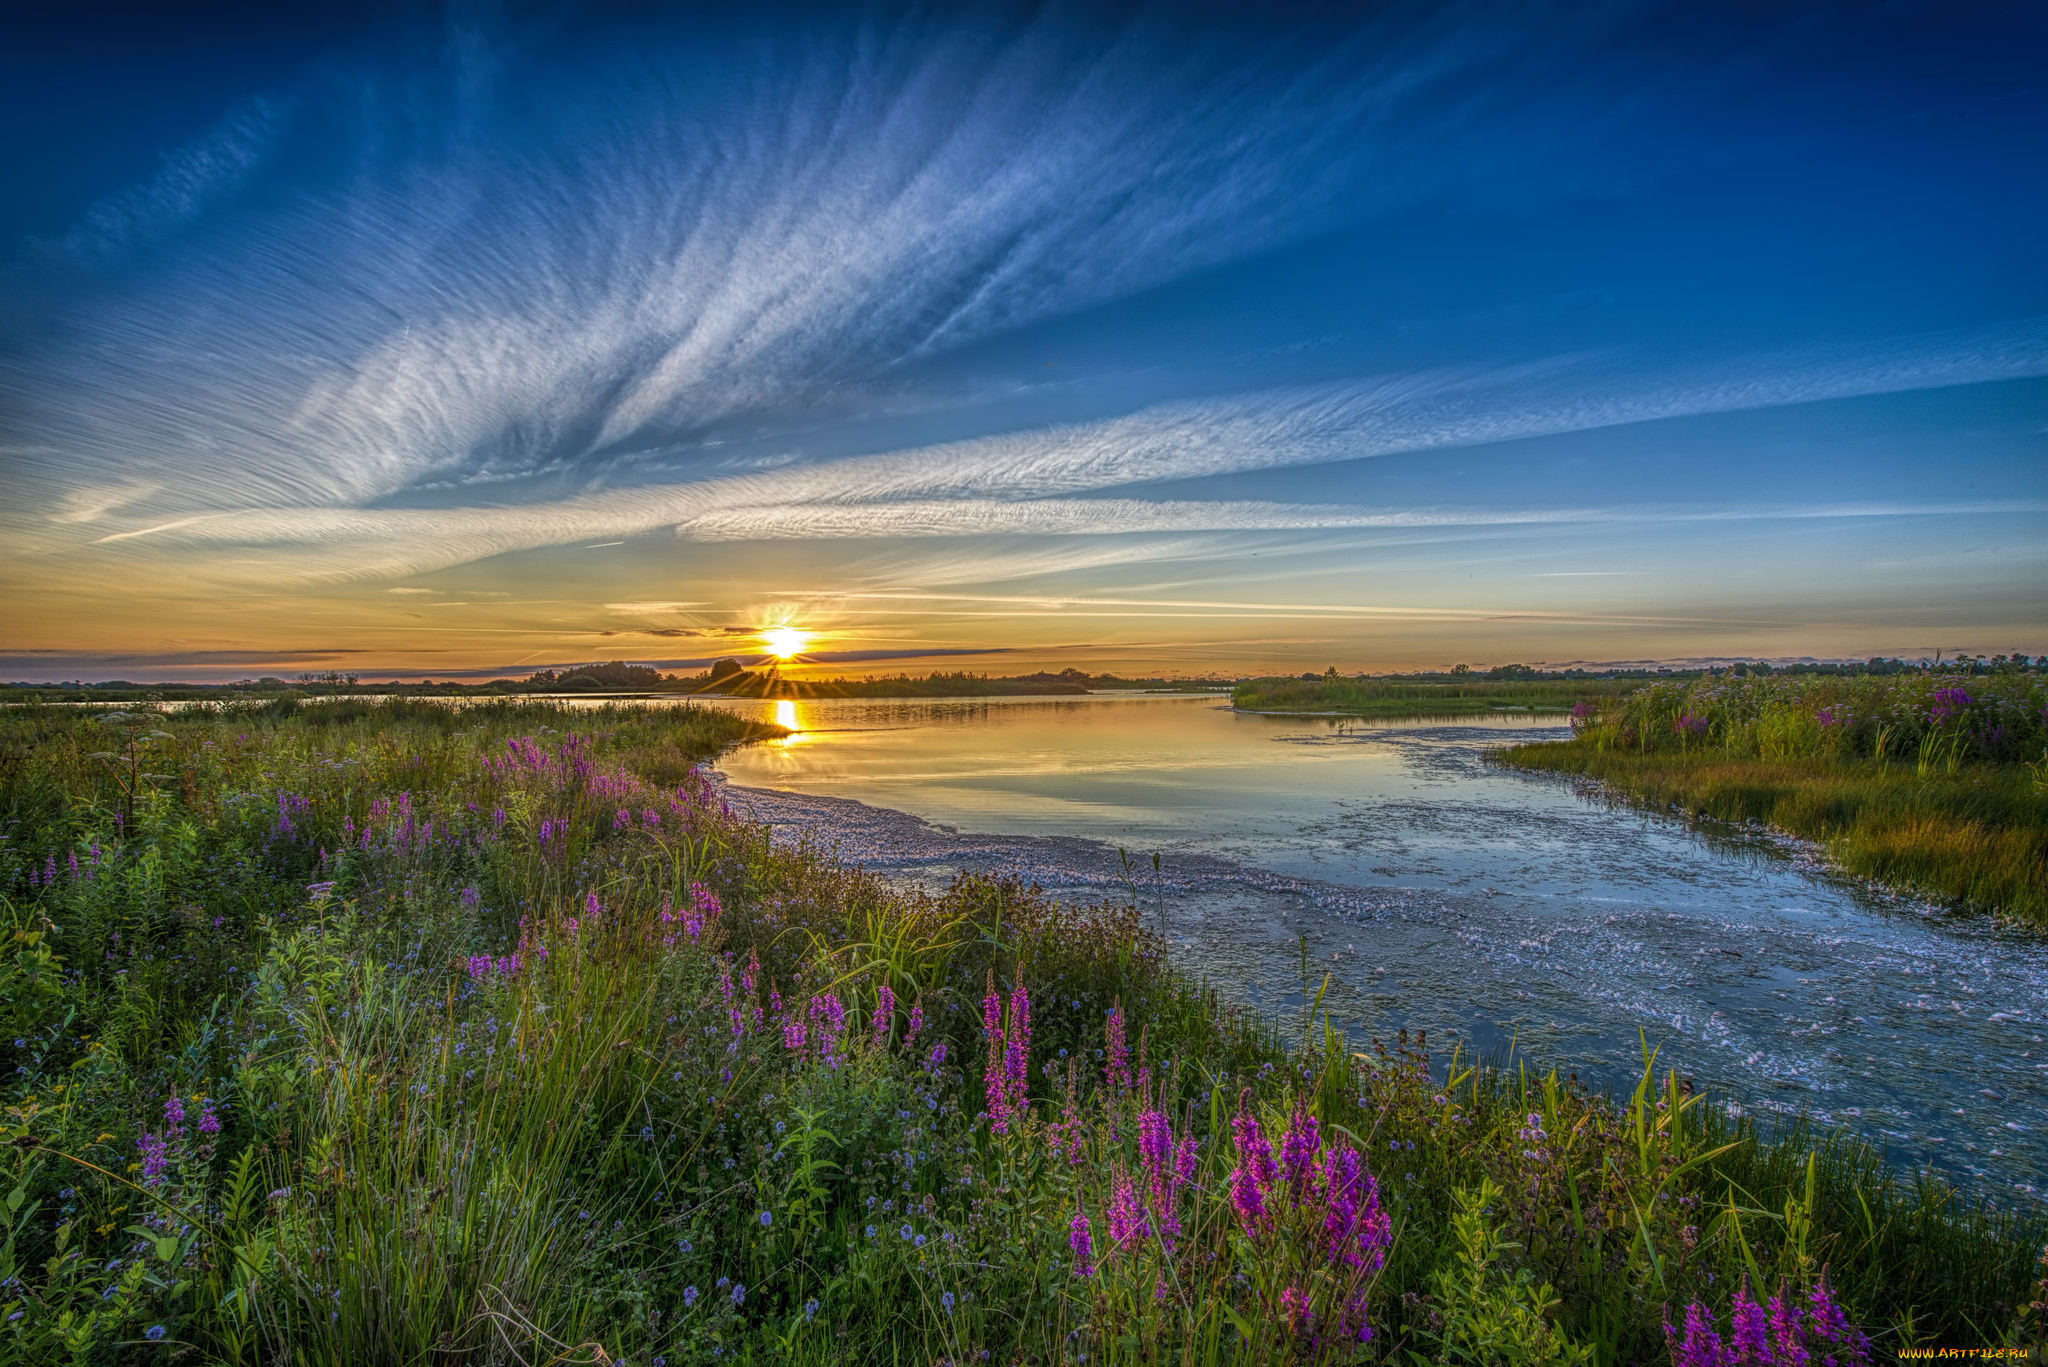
[{"x1": 762, "y1": 626, "x2": 810, "y2": 659}]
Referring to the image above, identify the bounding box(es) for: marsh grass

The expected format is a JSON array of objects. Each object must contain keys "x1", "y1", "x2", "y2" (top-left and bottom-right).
[
  {"x1": 1500, "y1": 673, "x2": 2048, "y2": 919},
  {"x1": 1232, "y1": 678, "x2": 1639, "y2": 717},
  {"x1": 0, "y1": 698, "x2": 2039, "y2": 1363}
]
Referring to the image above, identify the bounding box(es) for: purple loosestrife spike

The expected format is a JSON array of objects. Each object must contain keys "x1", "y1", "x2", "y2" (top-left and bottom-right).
[
  {"x1": 1068, "y1": 1201, "x2": 1094, "y2": 1277},
  {"x1": 905, "y1": 1000, "x2": 924, "y2": 1046},
  {"x1": 1730, "y1": 1277, "x2": 1769, "y2": 1366},
  {"x1": 1279, "y1": 1096, "x2": 1320, "y2": 1194},
  {"x1": 1280, "y1": 1286, "x2": 1311, "y2": 1334},
  {"x1": 1001, "y1": 979, "x2": 1032, "y2": 1120},
  {"x1": 1770, "y1": 1287, "x2": 1809, "y2": 1367},
  {"x1": 1229, "y1": 1091, "x2": 1272, "y2": 1232},
  {"x1": 1106, "y1": 1168, "x2": 1150, "y2": 1247},
  {"x1": 871, "y1": 983, "x2": 895, "y2": 1045},
  {"x1": 984, "y1": 970, "x2": 1009, "y2": 1133},
  {"x1": 1172, "y1": 1133, "x2": 1199, "y2": 1189},
  {"x1": 198, "y1": 1099, "x2": 221, "y2": 1136},
  {"x1": 1104, "y1": 1003, "x2": 1130, "y2": 1095},
  {"x1": 1678, "y1": 1302, "x2": 1727, "y2": 1367},
  {"x1": 163, "y1": 1093, "x2": 185, "y2": 1130},
  {"x1": 137, "y1": 1131, "x2": 168, "y2": 1182},
  {"x1": 1806, "y1": 1269, "x2": 1870, "y2": 1365},
  {"x1": 1137, "y1": 1107, "x2": 1172, "y2": 1195}
]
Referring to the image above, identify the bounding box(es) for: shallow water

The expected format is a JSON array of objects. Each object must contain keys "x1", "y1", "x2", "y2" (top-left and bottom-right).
[{"x1": 696, "y1": 694, "x2": 2047, "y2": 1200}]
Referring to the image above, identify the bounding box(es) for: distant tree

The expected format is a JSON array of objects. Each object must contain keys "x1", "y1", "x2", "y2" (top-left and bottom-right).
[
  {"x1": 1450, "y1": 663, "x2": 1472, "y2": 675},
  {"x1": 709, "y1": 658, "x2": 745, "y2": 682}
]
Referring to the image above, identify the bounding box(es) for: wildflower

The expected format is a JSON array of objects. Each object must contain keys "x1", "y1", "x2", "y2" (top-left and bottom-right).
[
  {"x1": 1278, "y1": 1096, "x2": 1320, "y2": 1194},
  {"x1": 805, "y1": 1298, "x2": 819, "y2": 1320},
  {"x1": 730, "y1": 1282, "x2": 745, "y2": 1307},
  {"x1": 1228, "y1": 1091, "x2": 1274, "y2": 1232},
  {"x1": 900, "y1": 1223, "x2": 913, "y2": 1241},
  {"x1": 163, "y1": 1093, "x2": 185, "y2": 1130},
  {"x1": 1771, "y1": 1286, "x2": 1808, "y2": 1367},
  {"x1": 941, "y1": 1291, "x2": 955, "y2": 1313},
  {"x1": 198, "y1": 1098, "x2": 220, "y2": 1135},
  {"x1": 1279, "y1": 1285, "x2": 1311, "y2": 1334},
  {"x1": 871, "y1": 983, "x2": 895, "y2": 1044},
  {"x1": 683, "y1": 1286, "x2": 699, "y2": 1307},
  {"x1": 1730, "y1": 1276, "x2": 1769, "y2": 1364},
  {"x1": 1104, "y1": 1003, "x2": 1130, "y2": 1094},
  {"x1": 1068, "y1": 1201, "x2": 1094, "y2": 1277},
  {"x1": 1106, "y1": 1169, "x2": 1149, "y2": 1247},
  {"x1": 137, "y1": 1131, "x2": 169, "y2": 1183},
  {"x1": 1668, "y1": 1301, "x2": 1725, "y2": 1367},
  {"x1": 759, "y1": 1211, "x2": 772, "y2": 1227},
  {"x1": 145, "y1": 1325, "x2": 167, "y2": 1341}
]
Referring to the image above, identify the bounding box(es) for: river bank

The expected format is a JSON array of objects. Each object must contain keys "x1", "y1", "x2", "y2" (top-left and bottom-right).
[{"x1": 1497, "y1": 673, "x2": 2048, "y2": 923}]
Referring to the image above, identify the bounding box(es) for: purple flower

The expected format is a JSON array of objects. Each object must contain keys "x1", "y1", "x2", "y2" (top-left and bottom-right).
[
  {"x1": 1105, "y1": 1169, "x2": 1149, "y2": 1248},
  {"x1": 198, "y1": 1098, "x2": 220, "y2": 1136},
  {"x1": 1279, "y1": 1285, "x2": 1311, "y2": 1334},
  {"x1": 1278, "y1": 1096, "x2": 1320, "y2": 1194},
  {"x1": 137, "y1": 1131, "x2": 168, "y2": 1182},
  {"x1": 163, "y1": 1093, "x2": 185, "y2": 1130},
  {"x1": 683, "y1": 1286, "x2": 699, "y2": 1307},
  {"x1": 1929, "y1": 686, "x2": 1971, "y2": 724},
  {"x1": 1228, "y1": 1092, "x2": 1274, "y2": 1233},
  {"x1": 1771, "y1": 1288, "x2": 1809, "y2": 1367},
  {"x1": 1730, "y1": 1277, "x2": 1769, "y2": 1365},
  {"x1": 870, "y1": 983, "x2": 895, "y2": 1045},
  {"x1": 1068, "y1": 1202, "x2": 1093, "y2": 1277},
  {"x1": 1104, "y1": 1004, "x2": 1130, "y2": 1094}
]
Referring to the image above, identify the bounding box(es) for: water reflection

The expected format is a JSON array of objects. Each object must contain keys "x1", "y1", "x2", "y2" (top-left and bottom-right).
[{"x1": 772, "y1": 699, "x2": 803, "y2": 739}]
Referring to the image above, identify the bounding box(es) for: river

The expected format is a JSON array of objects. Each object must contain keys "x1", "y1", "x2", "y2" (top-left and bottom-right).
[{"x1": 690, "y1": 692, "x2": 2045, "y2": 1201}]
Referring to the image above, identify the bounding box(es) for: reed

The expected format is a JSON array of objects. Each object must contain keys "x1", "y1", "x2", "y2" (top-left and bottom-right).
[{"x1": 0, "y1": 699, "x2": 2038, "y2": 1363}]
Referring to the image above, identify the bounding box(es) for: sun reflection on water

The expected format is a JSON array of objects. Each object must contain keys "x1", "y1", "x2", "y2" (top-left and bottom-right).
[{"x1": 773, "y1": 699, "x2": 803, "y2": 742}]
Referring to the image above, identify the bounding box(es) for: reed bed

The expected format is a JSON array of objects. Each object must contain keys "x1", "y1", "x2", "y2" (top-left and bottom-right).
[
  {"x1": 1498, "y1": 673, "x2": 2048, "y2": 921},
  {"x1": 0, "y1": 698, "x2": 2039, "y2": 1363}
]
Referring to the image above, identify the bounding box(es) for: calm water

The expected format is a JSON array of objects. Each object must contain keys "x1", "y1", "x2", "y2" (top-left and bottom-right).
[{"x1": 691, "y1": 693, "x2": 2046, "y2": 1200}]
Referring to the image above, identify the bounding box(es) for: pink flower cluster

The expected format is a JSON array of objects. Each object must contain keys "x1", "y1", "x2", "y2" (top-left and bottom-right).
[
  {"x1": 1228, "y1": 1090, "x2": 1389, "y2": 1328},
  {"x1": 983, "y1": 972, "x2": 1032, "y2": 1135},
  {"x1": 1667, "y1": 1272, "x2": 1870, "y2": 1367}
]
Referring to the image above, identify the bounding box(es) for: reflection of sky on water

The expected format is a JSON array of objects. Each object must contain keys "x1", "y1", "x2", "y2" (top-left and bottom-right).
[{"x1": 702, "y1": 694, "x2": 2048, "y2": 1202}]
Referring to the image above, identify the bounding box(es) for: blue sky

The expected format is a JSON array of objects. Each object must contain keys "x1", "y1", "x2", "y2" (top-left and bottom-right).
[{"x1": 1, "y1": 0, "x2": 2043, "y2": 679}]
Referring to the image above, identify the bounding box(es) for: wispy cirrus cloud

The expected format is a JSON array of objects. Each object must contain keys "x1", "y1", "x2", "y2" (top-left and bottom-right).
[{"x1": 63, "y1": 317, "x2": 2048, "y2": 585}]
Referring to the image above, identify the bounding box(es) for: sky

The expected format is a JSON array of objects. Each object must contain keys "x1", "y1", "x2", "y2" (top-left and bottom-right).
[{"x1": 1, "y1": 0, "x2": 2043, "y2": 682}]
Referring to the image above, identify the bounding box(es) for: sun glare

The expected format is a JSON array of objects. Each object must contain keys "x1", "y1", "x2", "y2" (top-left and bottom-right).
[{"x1": 762, "y1": 626, "x2": 810, "y2": 659}]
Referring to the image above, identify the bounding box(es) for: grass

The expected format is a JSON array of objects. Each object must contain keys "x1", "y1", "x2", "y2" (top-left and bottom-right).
[
  {"x1": 1496, "y1": 672, "x2": 2048, "y2": 921},
  {"x1": 0, "y1": 696, "x2": 2040, "y2": 1363},
  {"x1": 1232, "y1": 677, "x2": 1642, "y2": 717}
]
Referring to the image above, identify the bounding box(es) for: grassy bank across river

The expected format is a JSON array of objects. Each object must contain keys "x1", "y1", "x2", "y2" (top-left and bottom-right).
[
  {"x1": 1495, "y1": 673, "x2": 2048, "y2": 922},
  {"x1": 1233, "y1": 676, "x2": 1641, "y2": 717},
  {"x1": 0, "y1": 697, "x2": 2041, "y2": 1361}
]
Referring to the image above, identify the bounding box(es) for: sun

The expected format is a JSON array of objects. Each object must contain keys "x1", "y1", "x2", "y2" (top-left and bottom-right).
[{"x1": 762, "y1": 626, "x2": 810, "y2": 659}]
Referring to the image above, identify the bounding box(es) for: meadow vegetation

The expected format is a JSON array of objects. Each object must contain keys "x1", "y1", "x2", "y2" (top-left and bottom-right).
[
  {"x1": 0, "y1": 697, "x2": 2041, "y2": 1363},
  {"x1": 1498, "y1": 673, "x2": 2048, "y2": 922},
  {"x1": 1232, "y1": 677, "x2": 1641, "y2": 718}
]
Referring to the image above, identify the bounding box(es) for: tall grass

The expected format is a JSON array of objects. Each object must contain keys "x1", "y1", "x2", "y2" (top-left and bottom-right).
[
  {"x1": 1499, "y1": 673, "x2": 2048, "y2": 920},
  {"x1": 1233, "y1": 678, "x2": 1641, "y2": 716},
  {"x1": 0, "y1": 698, "x2": 2039, "y2": 1362}
]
